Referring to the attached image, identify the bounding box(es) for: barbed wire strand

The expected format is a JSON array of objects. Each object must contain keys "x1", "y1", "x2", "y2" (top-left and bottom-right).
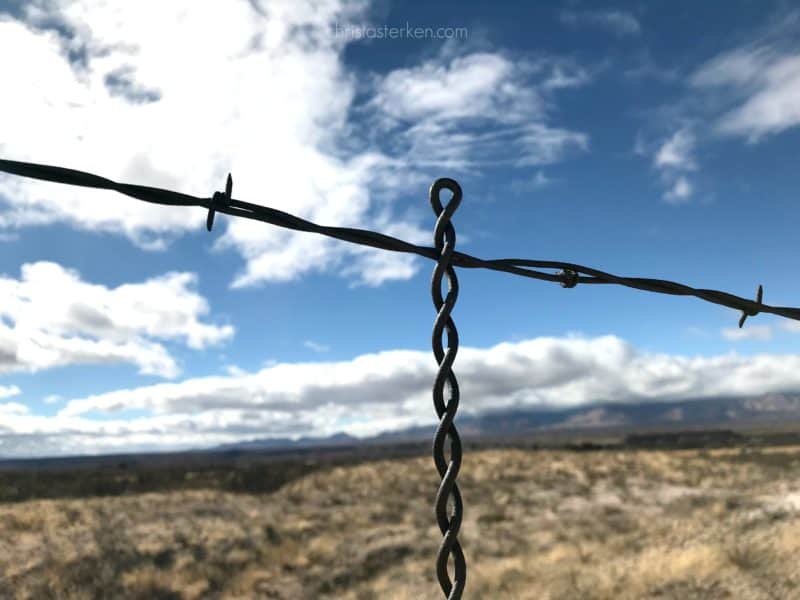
[
  {"x1": 430, "y1": 178, "x2": 466, "y2": 599},
  {"x1": 0, "y1": 158, "x2": 796, "y2": 328},
  {"x1": 0, "y1": 158, "x2": 795, "y2": 329}
]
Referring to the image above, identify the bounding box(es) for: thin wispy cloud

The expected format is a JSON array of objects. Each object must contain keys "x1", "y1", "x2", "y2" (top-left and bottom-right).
[
  {"x1": 646, "y1": 128, "x2": 697, "y2": 204},
  {"x1": 635, "y1": 10, "x2": 800, "y2": 206},
  {"x1": 685, "y1": 326, "x2": 711, "y2": 338},
  {"x1": 663, "y1": 176, "x2": 693, "y2": 203},
  {"x1": 559, "y1": 9, "x2": 641, "y2": 37},
  {"x1": 783, "y1": 321, "x2": 800, "y2": 334},
  {"x1": 224, "y1": 365, "x2": 248, "y2": 377},
  {"x1": 654, "y1": 129, "x2": 696, "y2": 170},
  {"x1": 721, "y1": 325, "x2": 773, "y2": 341},
  {"x1": 690, "y1": 12, "x2": 800, "y2": 141},
  {"x1": 509, "y1": 171, "x2": 553, "y2": 194},
  {"x1": 304, "y1": 340, "x2": 331, "y2": 353}
]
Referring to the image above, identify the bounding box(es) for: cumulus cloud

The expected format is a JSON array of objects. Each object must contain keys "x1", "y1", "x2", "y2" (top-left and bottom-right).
[
  {"x1": 367, "y1": 52, "x2": 589, "y2": 171},
  {"x1": 0, "y1": 1, "x2": 591, "y2": 290},
  {"x1": 0, "y1": 334, "x2": 793, "y2": 457},
  {"x1": 559, "y1": 9, "x2": 641, "y2": 36},
  {"x1": 0, "y1": 0, "x2": 422, "y2": 288},
  {"x1": 0, "y1": 402, "x2": 28, "y2": 415},
  {"x1": 0, "y1": 261, "x2": 232, "y2": 377}
]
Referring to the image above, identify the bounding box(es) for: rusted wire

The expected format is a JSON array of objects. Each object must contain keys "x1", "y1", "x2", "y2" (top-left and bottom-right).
[
  {"x1": 430, "y1": 178, "x2": 466, "y2": 599},
  {"x1": 0, "y1": 157, "x2": 795, "y2": 327}
]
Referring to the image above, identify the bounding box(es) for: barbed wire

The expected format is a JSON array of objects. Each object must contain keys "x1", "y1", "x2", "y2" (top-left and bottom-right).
[{"x1": 1, "y1": 158, "x2": 795, "y2": 329}]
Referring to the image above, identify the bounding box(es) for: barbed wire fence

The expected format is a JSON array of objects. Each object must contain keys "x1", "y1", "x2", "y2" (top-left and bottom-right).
[{"x1": 2, "y1": 157, "x2": 799, "y2": 598}]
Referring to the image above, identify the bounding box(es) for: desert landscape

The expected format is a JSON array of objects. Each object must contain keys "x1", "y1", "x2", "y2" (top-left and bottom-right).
[{"x1": 2, "y1": 435, "x2": 800, "y2": 599}]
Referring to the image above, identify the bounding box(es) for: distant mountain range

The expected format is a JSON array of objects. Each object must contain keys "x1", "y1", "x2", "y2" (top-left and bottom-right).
[{"x1": 211, "y1": 392, "x2": 800, "y2": 451}]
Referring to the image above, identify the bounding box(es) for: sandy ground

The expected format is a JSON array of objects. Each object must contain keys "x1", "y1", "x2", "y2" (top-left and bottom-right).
[{"x1": 2, "y1": 446, "x2": 800, "y2": 599}]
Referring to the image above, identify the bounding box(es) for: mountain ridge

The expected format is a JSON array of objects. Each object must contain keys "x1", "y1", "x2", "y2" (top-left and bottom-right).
[{"x1": 210, "y1": 392, "x2": 800, "y2": 451}]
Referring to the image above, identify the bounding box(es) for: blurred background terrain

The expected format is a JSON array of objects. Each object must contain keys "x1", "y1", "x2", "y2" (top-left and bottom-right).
[{"x1": 3, "y1": 421, "x2": 800, "y2": 599}]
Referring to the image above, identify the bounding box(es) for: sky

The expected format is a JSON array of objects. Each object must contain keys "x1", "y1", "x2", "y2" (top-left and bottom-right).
[{"x1": 1, "y1": 0, "x2": 800, "y2": 457}]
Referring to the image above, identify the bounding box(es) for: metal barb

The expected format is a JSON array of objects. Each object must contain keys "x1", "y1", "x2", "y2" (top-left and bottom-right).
[
  {"x1": 559, "y1": 269, "x2": 579, "y2": 288},
  {"x1": 739, "y1": 284, "x2": 763, "y2": 328},
  {"x1": 430, "y1": 177, "x2": 466, "y2": 599},
  {"x1": 207, "y1": 173, "x2": 233, "y2": 232}
]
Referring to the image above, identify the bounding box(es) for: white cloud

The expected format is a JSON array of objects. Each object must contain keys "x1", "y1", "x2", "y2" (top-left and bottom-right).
[
  {"x1": 509, "y1": 171, "x2": 553, "y2": 194},
  {"x1": 640, "y1": 14, "x2": 800, "y2": 202},
  {"x1": 559, "y1": 9, "x2": 641, "y2": 36},
  {"x1": 721, "y1": 325, "x2": 773, "y2": 341},
  {"x1": 303, "y1": 340, "x2": 330, "y2": 353},
  {"x1": 649, "y1": 128, "x2": 696, "y2": 203},
  {"x1": 0, "y1": 0, "x2": 425, "y2": 288},
  {"x1": 0, "y1": 2, "x2": 590, "y2": 290},
  {"x1": 690, "y1": 13, "x2": 800, "y2": 141},
  {"x1": 654, "y1": 130, "x2": 696, "y2": 170},
  {"x1": 783, "y1": 321, "x2": 800, "y2": 334},
  {"x1": 0, "y1": 402, "x2": 28, "y2": 416},
  {"x1": 224, "y1": 365, "x2": 247, "y2": 377},
  {"x1": 0, "y1": 261, "x2": 232, "y2": 377},
  {"x1": 0, "y1": 385, "x2": 21, "y2": 400},
  {"x1": 373, "y1": 53, "x2": 522, "y2": 123},
  {"x1": 624, "y1": 51, "x2": 680, "y2": 83},
  {"x1": 692, "y1": 48, "x2": 800, "y2": 141},
  {"x1": 542, "y1": 64, "x2": 592, "y2": 90},
  {"x1": 368, "y1": 52, "x2": 590, "y2": 170},
  {"x1": 663, "y1": 176, "x2": 693, "y2": 204},
  {"x1": 0, "y1": 334, "x2": 786, "y2": 456}
]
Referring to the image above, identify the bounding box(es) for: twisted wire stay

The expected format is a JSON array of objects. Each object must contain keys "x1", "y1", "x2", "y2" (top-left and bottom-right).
[{"x1": 430, "y1": 178, "x2": 466, "y2": 599}]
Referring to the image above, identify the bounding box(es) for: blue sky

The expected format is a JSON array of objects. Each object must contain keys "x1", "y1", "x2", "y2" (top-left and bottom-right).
[{"x1": 1, "y1": 1, "x2": 800, "y2": 457}]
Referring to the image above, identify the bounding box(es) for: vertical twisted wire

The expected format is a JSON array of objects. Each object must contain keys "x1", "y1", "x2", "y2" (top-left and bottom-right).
[{"x1": 430, "y1": 178, "x2": 466, "y2": 599}]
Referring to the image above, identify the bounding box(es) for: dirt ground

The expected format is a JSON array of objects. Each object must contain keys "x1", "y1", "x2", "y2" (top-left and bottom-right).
[{"x1": 2, "y1": 445, "x2": 800, "y2": 599}]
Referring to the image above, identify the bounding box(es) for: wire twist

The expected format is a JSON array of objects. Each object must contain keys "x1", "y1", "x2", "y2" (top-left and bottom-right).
[{"x1": 430, "y1": 178, "x2": 466, "y2": 599}]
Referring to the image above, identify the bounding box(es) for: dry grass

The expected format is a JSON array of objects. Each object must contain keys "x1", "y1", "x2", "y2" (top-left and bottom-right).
[{"x1": 3, "y1": 446, "x2": 800, "y2": 598}]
